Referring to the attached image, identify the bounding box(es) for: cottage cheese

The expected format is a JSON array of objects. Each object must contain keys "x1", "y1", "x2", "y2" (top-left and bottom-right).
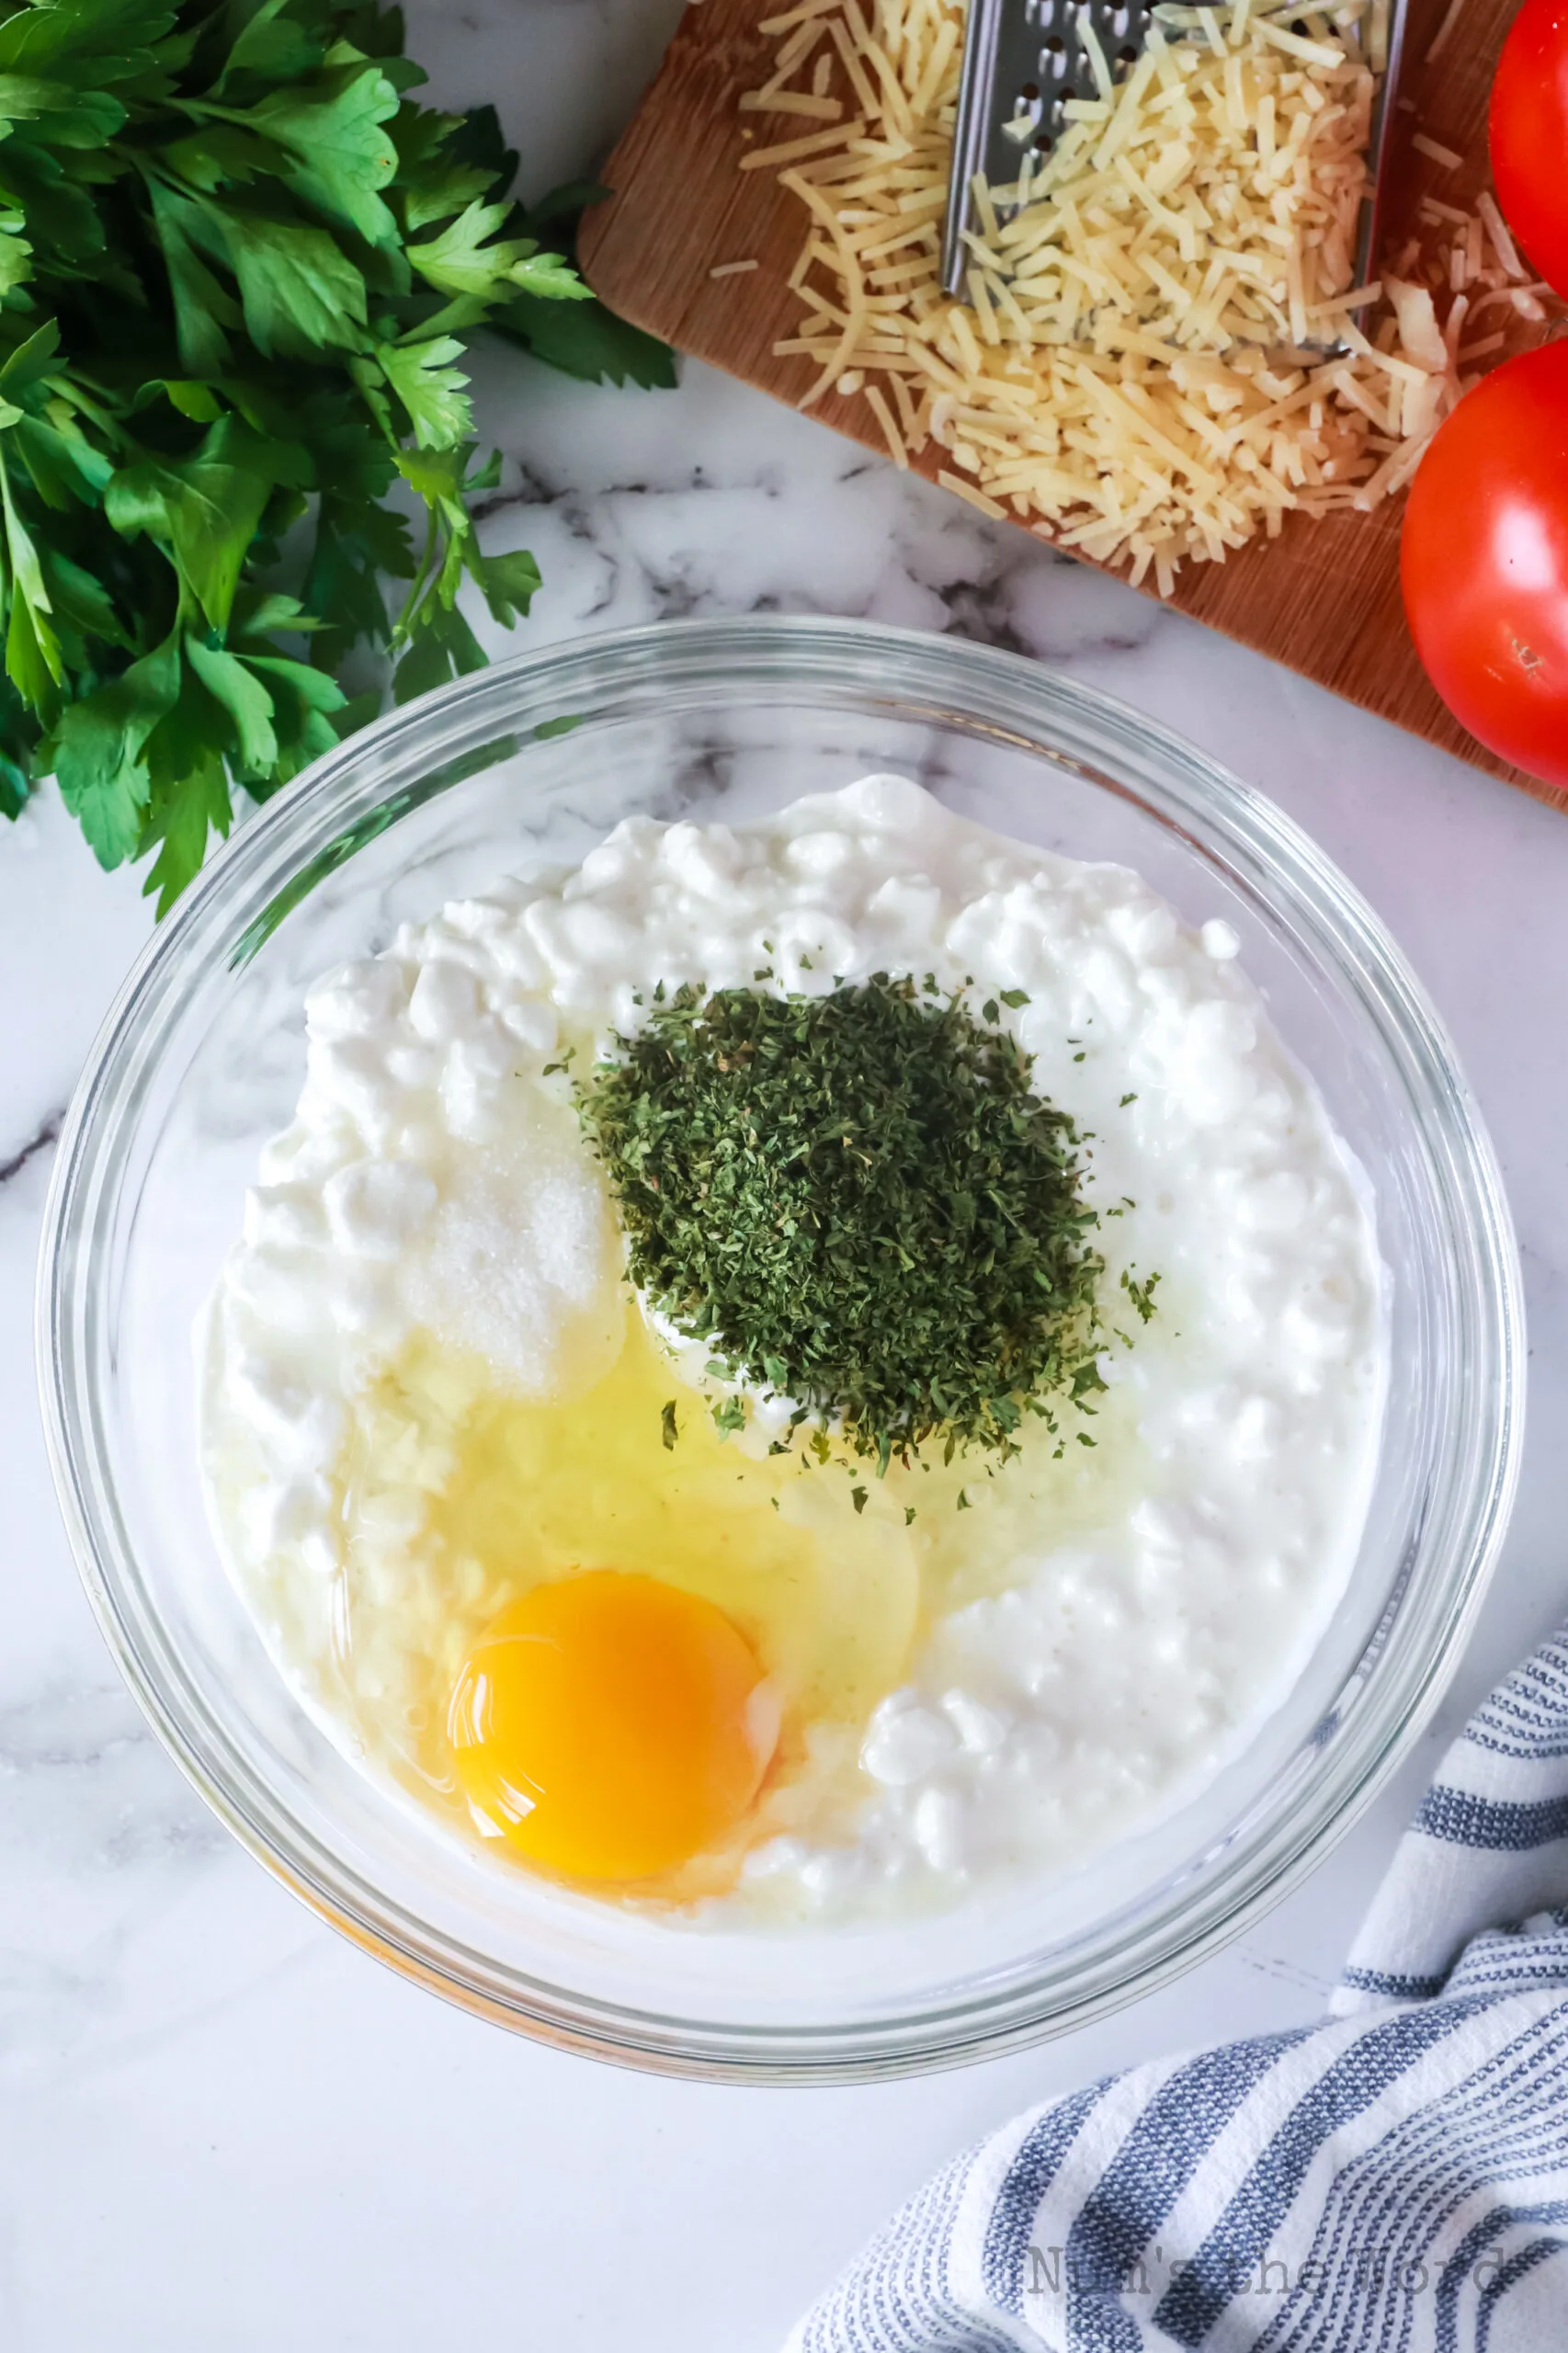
[{"x1": 201, "y1": 776, "x2": 1384, "y2": 1920}]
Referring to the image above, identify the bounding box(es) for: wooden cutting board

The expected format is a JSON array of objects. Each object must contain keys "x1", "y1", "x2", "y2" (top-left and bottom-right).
[{"x1": 579, "y1": 0, "x2": 1565, "y2": 812}]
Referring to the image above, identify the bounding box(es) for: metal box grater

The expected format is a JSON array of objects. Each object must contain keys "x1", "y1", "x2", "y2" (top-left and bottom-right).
[{"x1": 938, "y1": 0, "x2": 1408, "y2": 323}]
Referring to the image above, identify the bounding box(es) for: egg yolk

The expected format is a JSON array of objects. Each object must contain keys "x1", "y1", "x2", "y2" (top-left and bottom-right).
[{"x1": 448, "y1": 1571, "x2": 778, "y2": 1883}]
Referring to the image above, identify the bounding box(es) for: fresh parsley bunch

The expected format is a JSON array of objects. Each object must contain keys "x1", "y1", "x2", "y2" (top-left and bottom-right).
[{"x1": 0, "y1": 0, "x2": 670, "y2": 909}]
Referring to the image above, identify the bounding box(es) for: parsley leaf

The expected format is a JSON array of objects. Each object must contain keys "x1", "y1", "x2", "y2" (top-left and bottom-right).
[
  {"x1": 376, "y1": 334, "x2": 472, "y2": 449},
  {"x1": 241, "y1": 66, "x2": 403, "y2": 247}
]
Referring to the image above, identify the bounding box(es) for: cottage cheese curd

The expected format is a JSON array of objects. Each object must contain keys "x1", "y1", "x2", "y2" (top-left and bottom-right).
[{"x1": 200, "y1": 775, "x2": 1384, "y2": 1921}]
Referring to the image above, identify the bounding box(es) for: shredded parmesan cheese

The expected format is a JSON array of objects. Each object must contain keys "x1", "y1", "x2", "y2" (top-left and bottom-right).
[
  {"x1": 738, "y1": 117, "x2": 867, "y2": 167},
  {"x1": 740, "y1": 0, "x2": 1560, "y2": 592},
  {"x1": 1423, "y1": 0, "x2": 1466, "y2": 63},
  {"x1": 1475, "y1": 189, "x2": 1525, "y2": 281},
  {"x1": 938, "y1": 469, "x2": 1007, "y2": 516}
]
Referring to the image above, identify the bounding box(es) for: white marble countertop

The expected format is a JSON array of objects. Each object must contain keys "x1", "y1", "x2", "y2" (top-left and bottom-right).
[{"x1": 4, "y1": 6, "x2": 1568, "y2": 2345}]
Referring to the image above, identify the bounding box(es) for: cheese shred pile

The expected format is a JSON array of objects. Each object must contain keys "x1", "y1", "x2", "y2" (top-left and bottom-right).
[{"x1": 741, "y1": 0, "x2": 1555, "y2": 590}]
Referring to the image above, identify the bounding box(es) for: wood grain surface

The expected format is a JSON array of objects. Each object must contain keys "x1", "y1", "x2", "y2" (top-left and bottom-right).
[{"x1": 579, "y1": 0, "x2": 1566, "y2": 812}]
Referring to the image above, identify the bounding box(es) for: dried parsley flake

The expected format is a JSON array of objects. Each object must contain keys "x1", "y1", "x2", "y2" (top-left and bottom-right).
[{"x1": 576, "y1": 975, "x2": 1114, "y2": 1470}]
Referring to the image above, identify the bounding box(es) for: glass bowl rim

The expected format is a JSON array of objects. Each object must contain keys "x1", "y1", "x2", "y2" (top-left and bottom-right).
[{"x1": 37, "y1": 613, "x2": 1527, "y2": 2082}]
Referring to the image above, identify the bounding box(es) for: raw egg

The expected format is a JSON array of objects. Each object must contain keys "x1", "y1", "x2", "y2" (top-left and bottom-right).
[{"x1": 449, "y1": 1570, "x2": 779, "y2": 1882}]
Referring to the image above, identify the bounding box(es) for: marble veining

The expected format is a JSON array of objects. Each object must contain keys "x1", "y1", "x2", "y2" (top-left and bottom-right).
[
  {"x1": 0, "y1": 1116, "x2": 62, "y2": 1191},
  {"x1": 2, "y1": 4, "x2": 1567, "y2": 2346}
]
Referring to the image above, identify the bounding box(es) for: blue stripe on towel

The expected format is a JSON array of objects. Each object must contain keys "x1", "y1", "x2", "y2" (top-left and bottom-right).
[
  {"x1": 1153, "y1": 2001, "x2": 1485, "y2": 2347},
  {"x1": 1414, "y1": 1787, "x2": 1568, "y2": 1851},
  {"x1": 1339, "y1": 1963, "x2": 1450, "y2": 2002},
  {"x1": 1469, "y1": 1643, "x2": 1568, "y2": 1760},
  {"x1": 1254, "y1": 2012, "x2": 1568, "y2": 2353},
  {"x1": 1437, "y1": 2200, "x2": 1568, "y2": 2353},
  {"x1": 979, "y1": 2081, "x2": 1109, "y2": 2313},
  {"x1": 1056, "y1": 2033, "x2": 1315, "y2": 2344}
]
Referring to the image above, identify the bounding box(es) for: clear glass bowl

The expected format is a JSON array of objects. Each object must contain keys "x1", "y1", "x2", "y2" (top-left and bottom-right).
[{"x1": 39, "y1": 617, "x2": 1524, "y2": 2082}]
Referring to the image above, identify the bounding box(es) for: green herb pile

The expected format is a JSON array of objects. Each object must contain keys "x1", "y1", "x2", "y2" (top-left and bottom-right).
[
  {"x1": 576, "y1": 975, "x2": 1112, "y2": 1472},
  {"x1": 0, "y1": 0, "x2": 671, "y2": 910}
]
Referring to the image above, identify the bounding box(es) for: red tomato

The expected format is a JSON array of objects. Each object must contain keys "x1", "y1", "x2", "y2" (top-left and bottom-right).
[
  {"x1": 1490, "y1": 0, "x2": 1568, "y2": 299},
  {"x1": 1400, "y1": 342, "x2": 1568, "y2": 787}
]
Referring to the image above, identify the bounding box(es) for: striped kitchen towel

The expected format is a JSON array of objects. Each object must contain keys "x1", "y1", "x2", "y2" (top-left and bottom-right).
[{"x1": 789, "y1": 1623, "x2": 1568, "y2": 2353}]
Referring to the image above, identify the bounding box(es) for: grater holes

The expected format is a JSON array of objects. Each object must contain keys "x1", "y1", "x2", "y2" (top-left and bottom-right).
[{"x1": 1003, "y1": 78, "x2": 1047, "y2": 145}]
